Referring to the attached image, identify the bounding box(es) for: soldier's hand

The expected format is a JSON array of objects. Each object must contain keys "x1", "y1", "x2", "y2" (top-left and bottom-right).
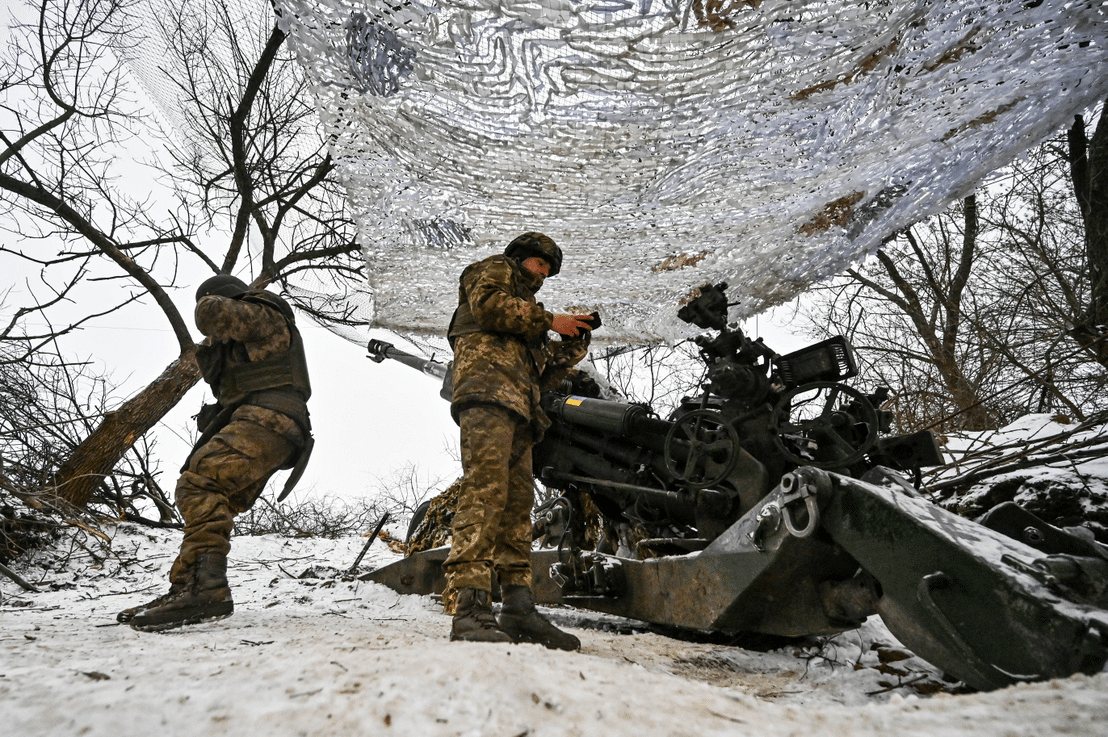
[{"x1": 552, "y1": 314, "x2": 595, "y2": 338}]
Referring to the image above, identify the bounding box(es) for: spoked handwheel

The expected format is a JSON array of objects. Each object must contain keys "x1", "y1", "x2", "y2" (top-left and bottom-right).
[
  {"x1": 663, "y1": 409, "x2": 740, "y2": 489},
  {"x1": 769, "y1": 381, "x2": 878, "y2": 469}
]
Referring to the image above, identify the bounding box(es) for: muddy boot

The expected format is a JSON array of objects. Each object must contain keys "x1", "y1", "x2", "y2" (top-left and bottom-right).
[
  {"x1": 450, "y1": 587, "x2": 512, "y2": 643},
  {"x1": 497, "y1": 584, "x2": 580, "y2": 651},
  {"x1": 130, "y1": 553, "x2": 234, "y2": 632}
]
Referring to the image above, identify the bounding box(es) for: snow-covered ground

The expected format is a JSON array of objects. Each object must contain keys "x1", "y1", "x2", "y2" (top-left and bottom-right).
[{"x1": 2, "y1": 520, "x2": 1106, "y2": 737}]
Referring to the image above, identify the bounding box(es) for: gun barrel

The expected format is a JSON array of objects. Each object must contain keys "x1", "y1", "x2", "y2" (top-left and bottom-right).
[{"x1": 367, "y1": 339, "x2": 449, "y2": 381}]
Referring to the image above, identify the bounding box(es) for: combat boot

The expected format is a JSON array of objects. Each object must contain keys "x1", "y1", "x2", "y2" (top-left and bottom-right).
[
  {"x1": 116, "y1": 584, "x2": 184, "y2": 624},
  {"x1": 129, "y1": 553, "x2": 234, "y2": 632},
  {"x1": 497, "y1": 584, "x2": 580, "y2": 651},
  {"x1": 450, "y1": 587, "x2": 512, "y2": 643}
]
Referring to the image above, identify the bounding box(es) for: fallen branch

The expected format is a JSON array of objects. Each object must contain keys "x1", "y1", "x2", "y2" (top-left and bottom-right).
[
  {"x1": 63, "y1": 517, "x2": 112, "y2": 545},
  {"x1": 0, "y1": 560, "x2": 39, "y2": 592},
  {"x1": 929, "y1": 439, "x2": 1108, "y2": 496}
]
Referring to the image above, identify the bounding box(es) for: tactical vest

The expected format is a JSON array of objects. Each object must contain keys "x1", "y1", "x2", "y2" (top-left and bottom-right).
[{"x1": 194, "y1": 290, "x2": 312, "y2": 433}]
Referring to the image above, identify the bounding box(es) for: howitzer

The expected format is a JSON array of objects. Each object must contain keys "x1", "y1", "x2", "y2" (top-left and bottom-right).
[{"x1": 364, "y1": 284, "x2": 1108, "y2": 691}]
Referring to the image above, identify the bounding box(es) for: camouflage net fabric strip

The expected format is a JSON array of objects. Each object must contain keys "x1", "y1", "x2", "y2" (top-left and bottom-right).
[
  {"x1": 276, "y1": 0, "x2": 1107, "y2": 343},
  {"x1": 405, "y1": 478, "x2": 462, "y2": 558}
]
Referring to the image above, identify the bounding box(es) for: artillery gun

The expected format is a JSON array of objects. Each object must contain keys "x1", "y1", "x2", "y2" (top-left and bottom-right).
[{"x1": 365, "y1": 283, "x2": 1108, "y2": 691}]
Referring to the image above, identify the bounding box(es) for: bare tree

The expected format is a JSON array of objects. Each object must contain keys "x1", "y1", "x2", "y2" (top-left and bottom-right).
[
  {"x1": 0, "y1": 335, "x2": 176, "y2": 523},
  {"x1": 589, "y1": 343, "x2": 704, "y2": 416},
  {"x1": 0, "y1": 0, "x2": 363, "y2": 509},
  {"x1": 840, "y1": 197, "x2": 1005, "y2": 430},
  {"x1": 800, "y1": 107, "x2": 1108, "y2": 433}
]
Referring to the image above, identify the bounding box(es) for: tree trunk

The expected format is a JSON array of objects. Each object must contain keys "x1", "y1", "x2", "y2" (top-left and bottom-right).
[
  {"x1": 50, "y1": 349, "x2": 202, "y2": 510},
  {"x1": 1068, "y1": 103, "x2": 1108, "y2": 364},
  {"x1": 1087, "y1": 105, "x2": 1108, "y2": 327}
]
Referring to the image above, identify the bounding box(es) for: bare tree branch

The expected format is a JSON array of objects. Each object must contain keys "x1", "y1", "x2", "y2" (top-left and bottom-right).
[{"x1": 0, "y1": 0, "x2": 367, "y2": 510}]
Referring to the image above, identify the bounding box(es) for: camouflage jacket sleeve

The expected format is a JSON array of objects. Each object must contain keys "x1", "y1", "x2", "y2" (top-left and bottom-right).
[
  {"x1": 539, "y1": 332, "x2": 591, "y2": 392},
  {"x1": 195, "y1": 295, "x2": 291, "y2": 360},
  {"x1": 462, "y1": 257, "x2": 553, "y2": 341}
]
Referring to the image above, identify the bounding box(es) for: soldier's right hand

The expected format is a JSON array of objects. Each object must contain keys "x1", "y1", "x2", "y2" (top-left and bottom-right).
[{"x1": 552, "y1": 314, "x2": 595, "y2": 338}]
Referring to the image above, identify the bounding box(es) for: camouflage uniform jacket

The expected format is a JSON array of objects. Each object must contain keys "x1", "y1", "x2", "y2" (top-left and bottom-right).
[
  {"x1": 192, "y1": 291, "x2": 311, "y2": 459},
  {"x1": 448, "y1": 255, "x2": 589, "y2": 436}
]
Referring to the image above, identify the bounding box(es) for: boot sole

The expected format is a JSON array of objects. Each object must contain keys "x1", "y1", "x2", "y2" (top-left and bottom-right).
[
  {"x1": 449, "y1": 629, "x2": 513, "y2": 643},
  {"x1": 498, "y1": 616, "x2": 581, "y2": 651},
  {"x1": 502, "y1": 630, "x2": 581, "y2": 651}
]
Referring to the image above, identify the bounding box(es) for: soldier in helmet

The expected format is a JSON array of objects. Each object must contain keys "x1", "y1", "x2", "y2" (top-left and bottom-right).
[
  {"x1": 444, "y1": 232, "x2": 596, "y2": 649},
  {"x1": 118, "y1": 275, "x2": 313, "y2": 631}
]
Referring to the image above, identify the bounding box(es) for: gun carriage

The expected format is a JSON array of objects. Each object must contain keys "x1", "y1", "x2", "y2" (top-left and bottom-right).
[{"x1": 366, "y1": 283, "x2": 1108, "y2": 691}]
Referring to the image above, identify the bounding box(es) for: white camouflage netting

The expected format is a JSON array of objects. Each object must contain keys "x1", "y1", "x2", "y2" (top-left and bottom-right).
[{"x1": 276, "y1": 0, "x2": 1107, "y2": 343}]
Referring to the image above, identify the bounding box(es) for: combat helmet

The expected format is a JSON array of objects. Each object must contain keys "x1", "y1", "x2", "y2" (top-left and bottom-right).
[
  {"x1": 195, "y1": 274, "x2": 249, "y2": 302},
  {"x1": 504, "y1": 232, "x2": 562, "y2": 276}
]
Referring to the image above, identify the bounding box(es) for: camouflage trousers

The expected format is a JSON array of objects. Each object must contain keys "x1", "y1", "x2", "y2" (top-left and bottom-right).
[
  {"x1": 442, "y1": 404, "x2": 535, "y2": 593},
  {"x1": 168, "y1": 405, "x2": 299, "y2": 586}
]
